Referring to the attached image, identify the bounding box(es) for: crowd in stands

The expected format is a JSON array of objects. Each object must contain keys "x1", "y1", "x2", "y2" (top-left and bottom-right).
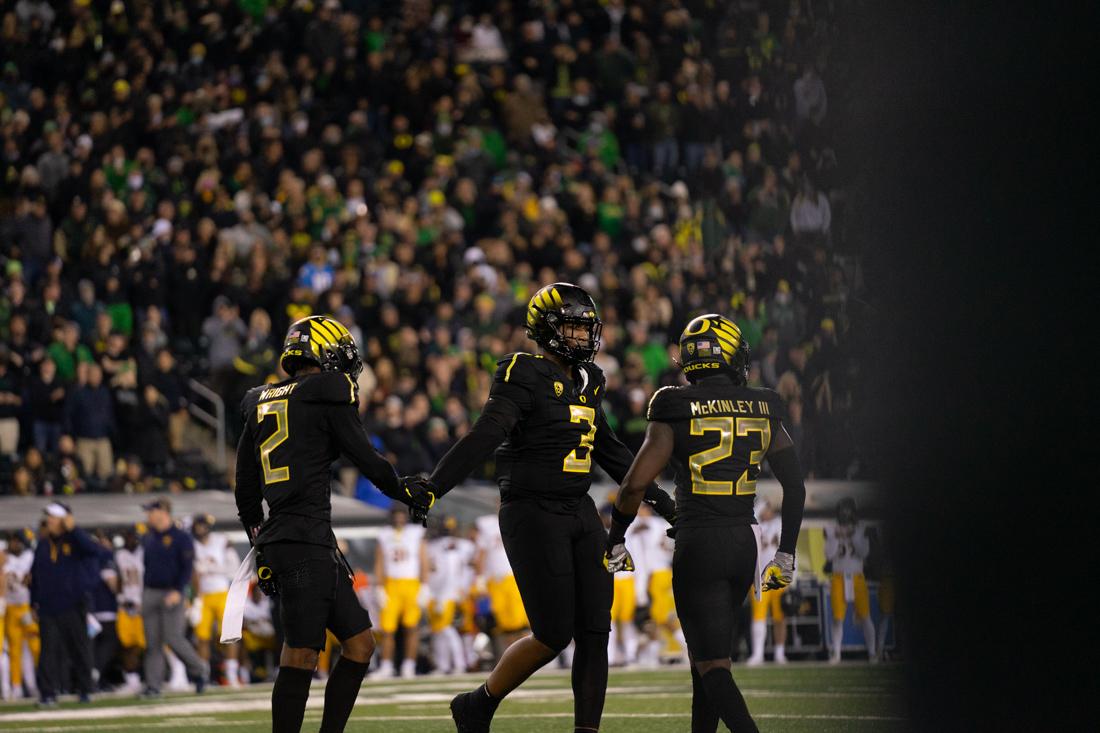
[{"x1": 1, "y1": 0, "x2": 867, "y2": 497}]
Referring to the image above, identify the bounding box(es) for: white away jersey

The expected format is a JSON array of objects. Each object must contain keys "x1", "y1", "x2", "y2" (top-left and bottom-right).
[
  {"x1": 193, "y1": 534, "x2": 240, "y2": 595},
  {"x1": 475, "y1": 514, "x2": 512, "y2": 580},
  {"x1": 116, "y1": 547, "x2": 145, "y2": 609},
  {"x1": 428, "y1": 537, "x2": 476, "y2": 603},
  {"x1": 377, "y1": 525, "x2": 425, "y2": 580},
  {"x1": 824, "y1": 521, "x2": 870, "y2": 576},
  {"x1": 3, "y1": 549, "x2": 33, "y2": 606}
]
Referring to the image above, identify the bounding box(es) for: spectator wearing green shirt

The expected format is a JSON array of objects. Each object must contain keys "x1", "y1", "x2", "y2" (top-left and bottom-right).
[
  {"x1": 624, "y1": 322, "x2": 669, "y2": 382},
  {"x1": 735, "y1": 294, "x2": 767, "y2": 349},
  {"x1": 46, "y1": 321, "x2": 93, "y2": 384}
]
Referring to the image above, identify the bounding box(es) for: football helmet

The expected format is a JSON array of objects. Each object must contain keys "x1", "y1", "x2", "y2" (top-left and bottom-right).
[
  {"x1": 525, "y1": 282, "x2": 603, "y2": 363},
  {"x1": 280, "y1": 315, "x2": 363, "y2": 379},
  {"x1": 677, "y1": 313, "x2": 750, "y2": 384}
]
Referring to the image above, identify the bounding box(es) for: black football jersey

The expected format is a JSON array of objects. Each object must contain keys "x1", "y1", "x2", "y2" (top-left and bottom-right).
[
  {"x1": 235, "y1": 371, "x2": 398, "y2": 547},
  {"x1": 647, "y1": 381, "x2": 786, "y2": 528},
  {"x1": 489, "y1": 352, "x2": 637, "y2": 501}
]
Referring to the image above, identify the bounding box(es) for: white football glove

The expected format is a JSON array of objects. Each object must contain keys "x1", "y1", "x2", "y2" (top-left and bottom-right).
[
  {"x1": 604, "y1": 543, "x2": 635, "y2": 574},
  {"x1": 762, "y1": 551, "x2": 796, "y2": 591},
  {"x1": 417, "y1": 585, "x2": 431, "y2": 608},
  {"x1": 374, "y1": 586, "x2": 389, "y2": 609}
]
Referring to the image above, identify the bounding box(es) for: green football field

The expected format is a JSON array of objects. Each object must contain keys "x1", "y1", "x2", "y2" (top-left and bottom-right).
[{"x1": 0, "y1": 663, "x2": 907, "y2": 732}]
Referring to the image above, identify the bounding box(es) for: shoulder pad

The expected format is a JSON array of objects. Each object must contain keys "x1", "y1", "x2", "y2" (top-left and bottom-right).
[
  {"x1": 752, "y1": 387, "x2": 787, "y2": 422},
  {"x1": 647, "y1": 386, "x2": 687, "y2": 422},
  {"x1": 298, "y1": 372, "x2": 359, "y2": 405},
  {"x1": 494, "y1": 352, "x2": 546, "y2": 387}
]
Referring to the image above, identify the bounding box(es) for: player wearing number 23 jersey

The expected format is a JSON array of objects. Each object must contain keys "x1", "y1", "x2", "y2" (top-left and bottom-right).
[
  {"x1": 413, "y1": 283, "x2": 675, "y2": 733},
  {"x1": 606, "y1": 313, "x2": 807, "y2": 733}
]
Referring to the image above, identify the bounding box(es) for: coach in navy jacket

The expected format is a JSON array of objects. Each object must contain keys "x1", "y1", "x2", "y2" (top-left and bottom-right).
[{"x1": 30, "y1": 502, "x2": 107, "y2": 704}]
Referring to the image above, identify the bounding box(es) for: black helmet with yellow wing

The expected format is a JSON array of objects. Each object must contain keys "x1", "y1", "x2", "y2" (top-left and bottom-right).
[
  {"x1": 280, "y1": 315, "x2": 363, "y2": 380},
  {"x1": 678, "y1": 313, "x2": 750, "y2": 384},
  {"x1": 525, "y1": 282, "x2": 603, "y2": 364}
]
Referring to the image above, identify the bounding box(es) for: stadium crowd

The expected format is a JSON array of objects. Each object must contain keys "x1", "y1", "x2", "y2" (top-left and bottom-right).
[{"x1": 0, "y1": 0, "x2": 865, "y2": 498}]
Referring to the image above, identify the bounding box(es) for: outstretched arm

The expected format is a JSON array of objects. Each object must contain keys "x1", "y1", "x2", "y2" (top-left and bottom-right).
[
  {"x1": 608, "y1": 421, "x2": 676, "y2": 547},
  {"x1": 329, "y1": 404, "x2": 401, "y2": 497},
  {"x1": 593, "y1": 408, "x2": 676, "y2": 522},
  {"x1": 428, "y1": 396, "x2": 521, "y2": 496}
]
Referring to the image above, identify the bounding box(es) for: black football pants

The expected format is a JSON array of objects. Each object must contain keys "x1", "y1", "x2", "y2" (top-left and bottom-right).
[{"x1": 499, "y1": 494, "x2": 613, "y2": 729}]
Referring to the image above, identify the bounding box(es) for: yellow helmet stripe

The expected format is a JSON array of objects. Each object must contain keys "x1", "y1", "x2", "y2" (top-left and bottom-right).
[
  {"x1": 311, "y1": 319, "x2": 340, "y2": 346},
  {"x1": 711, "y1": 330, "x2": 738, "y2": 350},
  {"x1": 327, "y1": 318, "x2": 351, "y2": 339},
  {"x1": 550, "y1": 287, "x2": 563, "y2": 306}
]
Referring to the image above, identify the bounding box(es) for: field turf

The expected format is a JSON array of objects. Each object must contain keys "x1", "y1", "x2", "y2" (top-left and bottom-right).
[{"x1": 0, "y1": 663, "x2": 907, "y2": 732}]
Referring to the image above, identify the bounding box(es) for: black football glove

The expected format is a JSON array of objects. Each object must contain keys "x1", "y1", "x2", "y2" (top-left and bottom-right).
[
  {"x1": 644, "y1": 484, "x2": 677, "y2": 526},
  {"x1": 399, "y1": 475, "x2": 437, "y2": 527}
]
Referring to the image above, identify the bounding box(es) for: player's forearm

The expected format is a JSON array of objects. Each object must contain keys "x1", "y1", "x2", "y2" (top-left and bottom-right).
[
  {"x1": 768, "y1": 447, "x2": 806, "y2": 554},
  {"x1": 429, "y1": 397, "x2": 517, "y2": 494},
  {"x1": 352, "y1": 445, "x2": 401, "y2": 498}
]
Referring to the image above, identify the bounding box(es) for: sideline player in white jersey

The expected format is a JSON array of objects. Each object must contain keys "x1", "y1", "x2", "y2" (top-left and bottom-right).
[
  {"x1": 474, "y1": 510, "x2": 528, "y2": 656},
  {"x1": 630, "y1": 504, "x2": 684, "y2": 665},
  {"x1": 190, "y1": 514, "x2": 243, "y2": 686},
  {"x1": 115, "y1": 528, "x2": 146, "y2": 692},
  {"x1": 372, "y1": 508, "x2": 428, "y2": 679},
  {"x1": 426, "y1": 517, "x2": 476, "y2": 674},
  {"x1": 3, "y1": 530, "x2": 38, "y2": 699},
  {"x1": 748, "y1": 501, "x2": 791, "y2": 664},
  {"x1": 824, "y1": 498, "x2": 876, "y2": 663}
]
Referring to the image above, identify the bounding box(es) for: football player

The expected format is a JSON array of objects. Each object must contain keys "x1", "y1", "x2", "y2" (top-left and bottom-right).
[
  {"x1": 474, "y1": 507, "x2": 528, "y2": 655},
  {"x1": 426, "y1": 517, "x2": 476, "y2": 675},
  {"x1": 114, "y1": 528, "x2": 145, "y2": 693},
  {"x1": 3, "y1": 530, "x2": 39, "y2": 699},
  {"x1": 409, "y1": 283, "x2": 676, "y2": 733},
  {"x1": 824, "y1": 498, "x2": 876, "y2": 663},
  {"x1": 371, "y1": 507, "x2": 429, "y2": 679},
  {"x1": 747, "y1": 501, "x2": 790, "y2": 665},
  {"x1": 606, "y1": 314, "x2": 806, "y2": 733},
  {"x1": 234, "y1": 315, "x2": 434, "y2": 733},
  {"x1": 190, "y1": 514, "x2": 243, "y2": 686}
]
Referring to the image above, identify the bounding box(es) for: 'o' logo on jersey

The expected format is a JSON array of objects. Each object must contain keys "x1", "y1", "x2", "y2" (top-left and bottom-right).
[{"x1": 554, "y1": 381, "x2": 564, "y2": 397}]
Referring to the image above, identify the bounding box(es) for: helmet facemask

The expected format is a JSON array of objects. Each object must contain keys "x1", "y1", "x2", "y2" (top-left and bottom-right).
[{"x1": 544, "y1": 311, "x2": 603, "y2": 363}]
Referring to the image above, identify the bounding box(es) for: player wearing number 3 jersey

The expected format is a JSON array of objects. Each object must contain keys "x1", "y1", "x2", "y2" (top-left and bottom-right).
[
  {"x1": 234, "y1": 315, "x2": 433, "y2": 733},
  {"x1": 606, "y1": 314, "x2": 807, "y2": 733},
  {"x1": 409, "y1": 283, "x2": 675, "y2": 733}
]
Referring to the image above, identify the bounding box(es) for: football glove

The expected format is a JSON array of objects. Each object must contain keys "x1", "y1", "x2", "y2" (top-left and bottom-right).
[
  {"x1": 604, "y1": 542, "x2": 635, "y2": 573},
  {"x1": 762, "y1": 551, "x2": 796, "y2": 592},
  {"x1": 374, "y1": 585, "x2": 389, "y2": 609},
  {"x1": 416, "y1": 585, "x2": 431, "y2": 608},
  {"x1": 399, "y1": 475, "x2": 436, "y2": 526}
]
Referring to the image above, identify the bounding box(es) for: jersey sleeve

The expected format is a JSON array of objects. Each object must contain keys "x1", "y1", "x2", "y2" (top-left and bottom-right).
[
  {"x1": 489, "y1": 353, "x2": 539, "y2": 413},
  {"x1": 761, "y1": 389, "x2": 789, "y2": 424},
  {"x1": 646, "y1": 386, "x2": 684, "y2": 422},
  {"x1": 234, "y1": 419, "x2": 265, "y2": 533},
  {"x1": 301, "y1": 372, "x2": 359, "y2": 406}
]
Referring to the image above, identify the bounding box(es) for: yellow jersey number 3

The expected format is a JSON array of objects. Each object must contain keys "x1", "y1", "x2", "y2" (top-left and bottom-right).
[{"x1": 563, "y1": 405, "x2": 597, "y2": 473}]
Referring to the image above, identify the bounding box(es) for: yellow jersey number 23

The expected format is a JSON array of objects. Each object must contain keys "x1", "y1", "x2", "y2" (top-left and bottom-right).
[{"x1": 688, "y1": 416, "x2": 771, "y2": 495}]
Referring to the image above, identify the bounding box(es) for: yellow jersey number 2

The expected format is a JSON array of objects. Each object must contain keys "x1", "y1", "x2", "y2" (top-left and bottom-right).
[
  {"x1": 563, "y1": 405, "x2": 597, "y2": 473},
  {"x1": 257, "y1": 400, "x2": 290, "y2": 484},
  {"x1": 688, "y1": 416, "x2": 771, "y2": 495}
]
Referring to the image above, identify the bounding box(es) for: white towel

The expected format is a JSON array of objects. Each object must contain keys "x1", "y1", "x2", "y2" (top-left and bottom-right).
[
  {"x1": 751, "y1": 524, "x2": 765, "y2": 602},
  {"x1": 220, "y1": 548, "x2": 257, "y2": 644}
]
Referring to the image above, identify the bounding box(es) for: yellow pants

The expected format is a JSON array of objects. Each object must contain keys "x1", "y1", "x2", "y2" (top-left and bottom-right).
[
  {"x1": 4, "y1": 603, "x2": 40, "y2": 688},
  {"x1": 488, "y1": 575, "x2": 528, "y2": 632},
  {"x1": 195, "y1": 590, "x2": 229, "y2": 642},
  {"x1": 878, "y1": 575, "x2": 896, "y2": 615},
  {"x1": 649, "y1": 569, "x2": 675, "y2": 624},
  {"x1": 459, "y1": 593, "x2": 478, "y2": 634},
  {"x1": 751, "y1": 586, "x2": 786, "y2": 622},
  {"x1": 428, "y1": 599, "x2": 457, "y2": 633},
  {"x1": 243, "y1": 629, "x2": 276, "y2": 653},
  {"x1": 117, "y1": 610, "x2": 146, "y2": 649},
  {"x1": 379, "y1": 579, "x2": 422, "y2": 633},
  {"x1": 830, "y1": 573, "x2": 871, "y2": 621},
  {"x1": 611, "y1": 576, "x2": 636, "y2": 623}
]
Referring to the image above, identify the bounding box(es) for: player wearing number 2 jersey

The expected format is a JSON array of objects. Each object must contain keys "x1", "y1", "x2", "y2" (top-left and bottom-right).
[
  {"x1": 234, "y1": 315, "x2": 433, "y2": 733},
  {"x1": 606, "y1": 314, "x2": 807, "y2": 733},
  {"x1": 411, "y1": 283, "x2": 675, "y2": 733}
]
